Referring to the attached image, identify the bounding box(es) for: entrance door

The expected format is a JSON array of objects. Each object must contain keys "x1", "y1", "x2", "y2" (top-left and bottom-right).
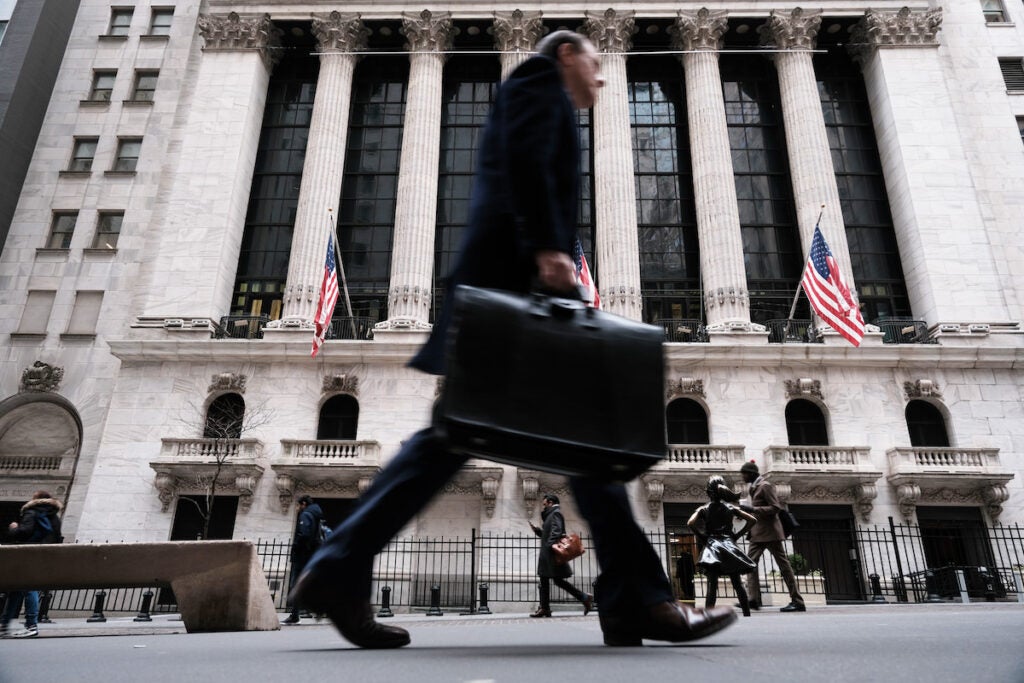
[
  {"x1": 664, "y1": 502, "x2": 701, "y2": 602},
  {"x1": 789, "y1": 504, "x2": 863, "y2": 602}
]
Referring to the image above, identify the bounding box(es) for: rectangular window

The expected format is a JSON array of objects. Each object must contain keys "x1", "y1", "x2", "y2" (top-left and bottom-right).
[
  {"x1": 108, "y1": 8, "x2": 133, "y2": 36},
  {"x1": 69, "y1": 138, "x2": 98, "y2": 172},
  {"x1": 88, "y1": 71, "x2": 117, "y2": 101},
  {"x1": 148, "y1": 8, "x2": 173, "y2": 36},
  {"x1": 131, "y1": 70, "x2": 159, "y2": 101},
  {"x1": 113, "y1": 138, "x2": 142, "y2": 172},
  {"x1": 93, "y1": 212, "x2": 123, "y2": 249},
  {"x1": 1017, "y1": 116, "x2": 1024, "y2": 145},
  {"x1": 46, "y1": 212, "x2": 78, "y2": 249},
  {"x1": 0, "y1": 20, "x2": 8, "y2": 47},
  {"x1": 999, "y1": 58, "x2": 1024, "y2": 91},
  {"x1": 981, "y1": 0, "x2": 1007, "y2": 22},
  {"x1": 17, "y1": 291, "x2": 56, "y2": 335},
  {"x1": 66, "y1": 291, "x2": 104, "y2": 335}
]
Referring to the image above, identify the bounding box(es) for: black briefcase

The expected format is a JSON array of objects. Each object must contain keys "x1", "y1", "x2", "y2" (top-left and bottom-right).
[{"x1": 434, "y1": 285, "x2": 666, "y2": 481}]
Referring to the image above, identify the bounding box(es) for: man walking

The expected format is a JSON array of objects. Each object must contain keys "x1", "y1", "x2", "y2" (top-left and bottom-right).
[
  {"x1": 290, "y1": 30, "x2": 736, "y2": 649},
  {"x1": 1, "y1": 490, "x2": 63, "y2": 638},
  {"x1": 283, "y1": 495, "x2": 325, "y2": 624},
  {"x1": 739, "y1": 461, "x2": 805, "y2": 612},
  {"x1": 528, "y1": 494, "x2": 592, "y2": 617}
]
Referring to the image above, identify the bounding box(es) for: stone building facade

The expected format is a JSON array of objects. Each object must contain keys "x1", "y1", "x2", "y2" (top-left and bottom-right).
[{"x1": 1, "y1": 0, "x2": 1023, "y2": 601}]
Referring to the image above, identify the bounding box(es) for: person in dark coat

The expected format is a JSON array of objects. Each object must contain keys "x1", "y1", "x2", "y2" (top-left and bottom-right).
[
  {"x1": 528, "y1": 494, "x2": 592, "y2": 617},
  {"x1": 1, "y1": 490, "x2": 63, "y2": 638},
  {"x1": 283, "y1": 495, "x2": 325, "y2": 624},
  {"x1": 289, "y1": 30, "x2": 736, "y2": 649},
  {"x1": 739, "y1": 461, "x2": 806, "y2": 612},
  {"x1": 687, "y1": 476, "x2": 756, "y2": 616}
]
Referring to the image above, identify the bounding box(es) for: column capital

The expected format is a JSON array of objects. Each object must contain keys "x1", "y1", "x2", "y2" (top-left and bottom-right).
[
  {"x1": 582, "y1": 8, "x2": 635, "y2": 53},
  {"x1": 198, "y1": 12, "x2": 283, "y2": 67},
  {"x1": 493, "y1": 9, "x2": 544, "y2": 53},
  {"x1": 670, "y1": 8, "x2": 728, "y2": 53},
  {"x1": 758, "y1": 8, "x2": 821, "y2": 51},
  {"x1": 401, "y1": 9, "x2": 455, "y2": 53},
  {"x1": 849, "y1": 7, "x2": 943, "y2": 62},
  {"x1": 312, "y1": 11, "x2": 370, "y2": 54}
]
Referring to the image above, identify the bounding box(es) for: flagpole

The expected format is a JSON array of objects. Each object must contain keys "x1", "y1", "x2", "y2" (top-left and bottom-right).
[
  {"x1": 784, "y1": 204, "x2": 826, "y2": 340},
  {"x1": 327, "y1": 209, "x2": 357, "y2": 339}
]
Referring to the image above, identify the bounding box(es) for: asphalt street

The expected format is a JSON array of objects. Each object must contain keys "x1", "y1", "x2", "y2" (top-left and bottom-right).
[{"x1": 1, "y1": 603, "x2": 1021, "y2": 683}]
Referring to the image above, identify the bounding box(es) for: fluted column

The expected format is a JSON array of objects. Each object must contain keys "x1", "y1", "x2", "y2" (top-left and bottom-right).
[
  {"x1": 583, "y1": 9, "x2": 642, "y2": 320},
  {"x1": 760, "y1": 9, "x2": 856, "y2": 288},
  {"x1": 279, "y1": 13, "x2": 368, "y2": 326},
  {"x1": 671, "y1": 9, "x2": 751, "y2": 329},
  {"x1": 849, "y1": 8, "x2": 1008, "y2": 323},
  {"x1": 493, "y1": 10, "x2": 544, "y2": 81},
  {"x1": 140, "y1": 13, "x2": 281, "y2": 321},
  {"x1": 377, "y1": 10, "x2": 453, "y2": 331}
]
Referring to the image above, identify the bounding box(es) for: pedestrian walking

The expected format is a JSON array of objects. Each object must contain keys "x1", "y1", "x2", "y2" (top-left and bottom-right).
[
  {"x1": 738, "y1": 461, "x2": 806, "y2": 612},
  {"x1": 288, "y1": 30, "x2": 737, "y2": 649},
  {"x1": 1, "y1": 490, "x2": 63, "y2": 638},
  {"x1": 283, "y1": 495, "x2": 325, "y2": 625},
  {"x1": 528, "y1": 494, "x2": 593, "y2": 617},
  {"x1": 687, "y1": 476, "x2": 756, "y2": 616}
]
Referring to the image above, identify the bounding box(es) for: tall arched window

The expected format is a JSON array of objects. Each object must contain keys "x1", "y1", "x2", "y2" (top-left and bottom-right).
[
  {"x1": 666, "y1": 398, "x2": 710, "y2": 444},
  {"x1": 906, "y1": 400, "x2": 950, "y2": 447},
  {"x1": 785, "y1": 399, "x2": 828, "y2": 445},
  {"x1": 204, "y1": 393, "x2": 244, "y2": 439},
  {"x1": 318, "y1": 394, "x2": 359, "y2": 440}
]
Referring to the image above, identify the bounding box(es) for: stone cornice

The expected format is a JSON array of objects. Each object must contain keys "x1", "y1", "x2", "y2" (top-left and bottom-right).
[
  {"x1": 758, "y1": 7, "x2": 821, "y2": 51},
  {"x1": 492, "y1": 9, "x2": 544, "y2": 53},
  {"x1": 851, "y1": 7, "x2": 943, "y2": 51},
  {"x1": 670, "y1": 8, "x2": 728, "y2": 53},
  {"x1": 401, "y1": 9, "x2": 454, "y2": 53},
  {"x1": 197, "y1": 12, "x2": 283, "y2": 68},
  {"x1": 582, "y1": 8, "x2": 634, "y2": 54},
  {"x1": 311, "y1": 11, "x2": 370, "y2": 53}
]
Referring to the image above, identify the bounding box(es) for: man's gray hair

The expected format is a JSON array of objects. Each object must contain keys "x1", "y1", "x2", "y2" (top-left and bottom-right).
[{"x1": 535, "y1": 30, "x2": 587, "y2": 59}]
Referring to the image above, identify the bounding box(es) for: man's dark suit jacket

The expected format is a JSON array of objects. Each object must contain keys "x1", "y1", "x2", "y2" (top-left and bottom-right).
[{"x1": 409, "y1": 55, "x2": 581, "y2": 375}]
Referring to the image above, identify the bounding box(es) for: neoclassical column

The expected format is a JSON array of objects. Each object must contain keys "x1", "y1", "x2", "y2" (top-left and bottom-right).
[
  {"x1": 493, "y1": 9, "x2": 544, "y2": 81},
  {"x1": 671, "y1": 9, "x2": 751, "y2": 329},
  {"x1": 849, "y1": 8, "x2": 1008, "y2": 323},
  {"x1": 760, "y1": 9, "x2": 856, "y2": 288},
  {"x1": 376, "y1": 10, "x2": 454, "y2": 331},
  {"x1": 140, "y1": 13, "x2": 281, "y2": 321},
  {"x1": 583, "y1": 9, "x2": 643, "y2": 320},
  {"x1": 279, "y1": 12, "x2": 369, "y2": 326}
]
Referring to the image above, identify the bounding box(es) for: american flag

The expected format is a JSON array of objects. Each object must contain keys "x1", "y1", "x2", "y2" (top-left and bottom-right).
[
  {"x1": 572, "y1": 238, "x2": 601, "y2": 309},
  {"x1": 801, "y1": 226, "x2": 865, "y2": 346},
  {"x1": 311, "y1": 234, "x2": 340, "y2": 358}
]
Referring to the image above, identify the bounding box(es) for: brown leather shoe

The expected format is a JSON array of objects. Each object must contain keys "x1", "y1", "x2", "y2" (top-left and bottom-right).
[
  {"x1": 582, "y1": 594, "x2": 594, "y2": 616},
  {"x1": 529, "y1": 608, "x2": 552, "y2": 618},
  {"x1": 599, "y1": 601, "x2": 737, "y2": 647},
  {"x1": 290, "y1": 569, "x2": 410, "y2": 649}
]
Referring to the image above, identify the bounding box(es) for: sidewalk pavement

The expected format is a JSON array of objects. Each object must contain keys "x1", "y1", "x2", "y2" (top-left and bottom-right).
[{"x1": 8, "y1": 600, "x2": 1022, "y2": 639}]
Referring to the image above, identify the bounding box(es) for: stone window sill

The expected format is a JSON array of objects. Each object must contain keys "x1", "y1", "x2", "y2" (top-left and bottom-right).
[
  {"x1": 98, "y1": 34, "x2": 129, "y2": 41},
  {"x1": 140, "y1": 34, "x2": 170, "y2": 42},
  {"x1": 122, "y1": 99, "x2": 154, "y2": 106},
  {"x1": 84, "y1": 247, "x2": 118, "y2": 256},
  {"x1": 79, "y1": 99, "x2": 111, "y2": 107},
  {"x1": 10, "y1": 333, "x2": 47, "y2": 341},
  {"x1": 104, "y1": 170, "x2": 137, "y2": 177},
  {"x1": 59, "y1": 170, "x2": 92, "y2": 178},
  {"x1": 60, "y1": 333, "x2": 98, "y2": 341},
  {"x1": 35, "y1": 248, "x2": 70, "y2": 257}
]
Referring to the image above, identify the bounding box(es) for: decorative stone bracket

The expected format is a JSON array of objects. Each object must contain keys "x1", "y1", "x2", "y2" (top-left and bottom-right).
[
  {"x1": 785, "y1": 378, "x2": 822, "y2": 400},
  {"x1": 443, "y1": 465, "x2": 504, "y2": 518},
  {"x1": 209, "y1": 372, "x2": 246, "y2": 394},
  {"x1": 517, "y1": 469, "x2": 571, "y2": 517},
  {"x1": 667, "y1": 377, "x2": 705, "y2": 399},
  {"x1": 903, "y1": 379, "x2": 941, "y2": 399},
  {"x1": 20, "y1": 361, "x2": 64, "y2": 393},
  {"x1": 150, "y1": 462, "x2": 265, "y2": 513},
  {"x1": 271, "y1": 465, "x2": 378, "y2": 514}
]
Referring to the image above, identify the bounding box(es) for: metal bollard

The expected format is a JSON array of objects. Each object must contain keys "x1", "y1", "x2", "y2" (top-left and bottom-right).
[
  {"x1": 980, "y1": 568, "x2": 996, "y2": 602},
  {"x1": 868, "y1": 574, "x2": 887, "y2": 603},
  {"x1": 38, "y1": 590, "x2": 55, "y2": 623},
  {"x1": 134, "y1": 589, "x2": 154, "y2": 622},
  {"x1": 87, "y1": 590, "x2": 108, "y2": 622},
  {"x1": 425, "y1": 584, "x2": 443, "y2": 616},
  {"x1": 477, "y1": 583, "x2": 491, "y2": 615},
  {"x1": 377, "y1": 586, "x2": 394, "y2": 618},
  {"x1": 923, "y1": 570, "x2": 944, "y2": 603}
]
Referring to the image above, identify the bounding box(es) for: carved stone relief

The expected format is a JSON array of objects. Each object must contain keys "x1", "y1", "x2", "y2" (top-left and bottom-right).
[
  {"x1": 401, "y1": 10, "x2": 454, "y2": 53},
  {"x1": 209, "y1": 373, "x2": 246, "y2": 394},
  {"x1": 20, "y1": 361, "x2": 64, "y2": 393},
  {"x1": 670, "y1": 8, "x2": 729, "y2": 52},
  {"x1": 197, "y1": 12, "x2": 283, "y2": 68},
  {"x1": 667, "y1": 377, "x2": 705, "y2": 399},
  {"x1": 582, "y1": 8, "x2": 635, "y2": 53},
  {"x1": 311, "y1": 11, "x2": 370, "y2": 53},
  {"x1": 785, "y1": 378, "x2": 823, "y2": 400},
  {"x1": 493, "y1": 9, "x2": 544, "y2": 53},
  {"x1": 903, "y1": 379, "x2": 941, "y2": 399},
  {"x1": 323, "y1": 373, "x2": 359, "y2": 396},
  {"x1": 759, "y1": 8, "x2": 822, "y2": 51}
]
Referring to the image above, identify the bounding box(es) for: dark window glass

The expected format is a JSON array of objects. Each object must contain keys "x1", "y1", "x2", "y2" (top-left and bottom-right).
[
  {"x1": 336, "y1": 57, "x2": 409, "y2": 322},
  {"x1": 47, "y1": 213, "x2": 77, "y2": 249},
  {"x1": 70, "y1": 138, "x2": 98, "y2": 171},
  {"x1": 234, "y1": 44, "x2": 317, "y2": 320},
  {"x1": 108, "y1": 8, "x2": 133, "y2": 36},
  {"x1": 666, "y1": 398, "x2": 710, "y2": 444},
  {"x1": 816, "y1": 52, "x2": 910, "y2": 323},
  {"x1": 204, "y1": 393, "x2": 245, "y2": 439},
  {"x1": 93, "y1": 212, "x2": 123, "y2": 249},
  {"x1": 906, "y1": 400, "x2": 950, "y2": 447},
  {"x1": 132, "y1": 70, "x2": 159, "y2": 101},
  {"x1": 433, "y1": 56, "x2": 500, "y2": 319},
  {"x1": 170, "y1": 495, "x2": 238, "y2": 541},
  {"x1": 1017, "y1": 116, "x2": 1024, "y2": 146},
  {"x1": 721, "y1": 56, "x2": 804, "y2": 324},
  {"x1": 89, "y1": 71, "x2": 116, "y2": 101},
  {"x1": 113, "y1": 138, "x2": 142, "y2": 172},
  {"x1": 785, "y1": 399, "x2": 828, "y2": 446},
  {"x1": 317, "y1": 394, "x2": 359, "y2": 440},
  {"x1": 629, "y1": 57, "x2": 702, "y2": 322},
  {"x1": 149, "y1": 8, "x2": 173, "y2": 36}
]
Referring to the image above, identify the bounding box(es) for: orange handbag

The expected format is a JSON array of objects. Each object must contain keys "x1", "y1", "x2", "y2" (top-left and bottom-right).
[{"x1": 551, "y1": 533, "x2": 585, "y2": 566}]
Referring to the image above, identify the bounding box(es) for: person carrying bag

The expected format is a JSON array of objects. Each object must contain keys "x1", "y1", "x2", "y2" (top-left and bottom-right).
[{"x1": 528, "y1": 494, "x2": 593, "y2": 618}]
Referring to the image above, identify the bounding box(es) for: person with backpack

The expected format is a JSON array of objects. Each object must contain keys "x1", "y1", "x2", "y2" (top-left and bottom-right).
[
  {"x1": 1, "y1": 490, "x2": 63, "y2": 638},
  {"x1": 283, "y1": 495, "x2": 325, "y2": 625}
]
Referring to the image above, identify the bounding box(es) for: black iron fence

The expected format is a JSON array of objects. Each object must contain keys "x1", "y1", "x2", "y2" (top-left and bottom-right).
[{"x1": 8, "y1": 520, "x2": 1022, "y2": 618}]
